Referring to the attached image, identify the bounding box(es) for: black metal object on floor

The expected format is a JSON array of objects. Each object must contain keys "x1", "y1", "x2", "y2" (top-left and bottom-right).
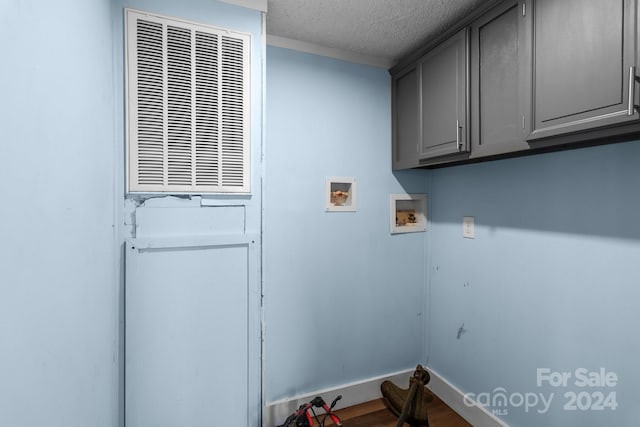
[{"x1": 381, "y1": 365, "x2": 432, "y2": 427}]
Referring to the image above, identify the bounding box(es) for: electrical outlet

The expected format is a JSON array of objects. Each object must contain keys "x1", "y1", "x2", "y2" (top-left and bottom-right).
[{"x1": 463, "y1": 216, "x2": 475, "y2": 239}]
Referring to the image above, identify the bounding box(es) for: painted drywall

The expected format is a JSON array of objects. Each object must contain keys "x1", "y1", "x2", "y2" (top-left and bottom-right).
[
  {"x1": 0, "y1": 1, "x2": 118, "y2": 426},
  {"x1": 8, "y1": 1, "x2": 637, "y2": 425},
  {"x1": 0, "y1": 0, "x2": 263, "y2": 425},
  {"x1": 426, "y1": 140, "x2": 640, "y2": 426},
  {"x1": 264, "y1": 46, "x2": 429, "y2": 403},
  {"x1": 110, "y1": 0, "x2": 264, "y2": 425}
]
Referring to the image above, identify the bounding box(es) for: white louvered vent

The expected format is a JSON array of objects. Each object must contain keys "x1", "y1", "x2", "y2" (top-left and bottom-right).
[{"x1": 126, "y1": 9, "x2": 251, "y2": 193}]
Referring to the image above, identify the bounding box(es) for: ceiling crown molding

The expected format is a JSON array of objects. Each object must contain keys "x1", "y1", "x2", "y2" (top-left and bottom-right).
[
  {"x1": 219, "y1": 0, "x2": 268, "y2": 12},
  {"x1": 266, "y1": 35, "x2": 394, "y2": 69}
]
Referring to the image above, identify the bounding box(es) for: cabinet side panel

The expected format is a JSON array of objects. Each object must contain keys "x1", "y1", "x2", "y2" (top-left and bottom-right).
[{"x1": 394, "y1": 69, "x2": 420, "y2": 168}]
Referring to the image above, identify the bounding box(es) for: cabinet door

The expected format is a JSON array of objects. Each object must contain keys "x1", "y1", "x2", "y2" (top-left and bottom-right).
[
  {"x1": 392, "y1": 66, "x2": 420, "y2": 170},
  {"x1": 530, "y1": 0, "x2": 639, "y2": 140},
  {"x1": 471, "y1": 0, "x2": 531, "y2": 157},
  {"x1": 419, "y1": 29, "x2": 469, "y2": 159}
]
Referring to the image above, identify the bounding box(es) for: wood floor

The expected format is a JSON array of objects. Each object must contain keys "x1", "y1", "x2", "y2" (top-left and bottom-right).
[{"x1": 324, "y1": 393, "x2": 471, "y2": 427}]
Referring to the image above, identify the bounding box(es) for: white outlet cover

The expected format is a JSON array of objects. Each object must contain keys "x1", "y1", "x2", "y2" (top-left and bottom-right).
[{"x1": 463, "y1": 216, "x2": 475, "y2": 239}]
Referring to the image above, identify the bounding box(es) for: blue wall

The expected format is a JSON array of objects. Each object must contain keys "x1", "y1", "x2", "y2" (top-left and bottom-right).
[
  {"x1": 0, "y1": 1, "x2": 118, "y2": 426},
  {"x1": 111, "y1": 0, "x2": 265, "y2": 425},
  {"x1": 4, "y1": 1, "x2": 639, "y2": 425},
  {"x1": 1, "y1": 0, "x2": 264, "y2": 426},
  {"x1": 427, "y1": 140, "x2": 640, "y2": 426},
  {"x1": 264, "y1": 47, "x2": 428, "y2": 402}
]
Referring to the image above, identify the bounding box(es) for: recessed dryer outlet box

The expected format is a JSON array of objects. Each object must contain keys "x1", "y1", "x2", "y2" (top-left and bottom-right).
[{"x1": 390, "y1": 194, "x2": 427, "y2": 234}]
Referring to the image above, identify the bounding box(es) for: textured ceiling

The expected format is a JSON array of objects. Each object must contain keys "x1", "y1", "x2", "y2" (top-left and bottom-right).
[{"x1": 266, "y1": 0, "x2": 491, "y2": 65}]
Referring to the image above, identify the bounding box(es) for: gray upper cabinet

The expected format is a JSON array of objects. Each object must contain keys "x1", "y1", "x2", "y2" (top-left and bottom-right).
[
  {"x1": 419, "y1": 29, "x2": 470, "y2": 160},
  {"x1": 392, "y1": 66, "x2": 420, "y2": 170},
  {"x1": 391, "y1": 0, "x2": 640, "y2": 170},
  {"x1": 529, "y1": 0, "x2": 640, "y2": 141},
  {"x1": 470, "y1": 0, "x2": 532, "y2": 158}
]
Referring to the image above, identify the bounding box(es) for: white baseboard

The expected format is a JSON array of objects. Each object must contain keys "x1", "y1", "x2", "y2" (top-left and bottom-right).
[
  {"x1": 264, "y1": 367, "x2": 509, "y2": 427},
  {"x1": 426, "y1": 367, "x2": 509, "y2": 427},
  {"x1": 264, "y1": 368, "x2": 413, "y2": 427}
]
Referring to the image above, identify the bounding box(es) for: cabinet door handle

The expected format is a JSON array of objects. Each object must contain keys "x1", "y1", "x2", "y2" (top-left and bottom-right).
[
  {"x1": 628, "y1": 66, "x2": 637, "y2": 116},
  {"x1": 456, "y1": 120, "x2": 462, "y2": 151}
]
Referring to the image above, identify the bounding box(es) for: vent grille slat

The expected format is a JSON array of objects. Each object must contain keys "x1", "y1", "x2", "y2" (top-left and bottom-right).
[
  {"x1": 167, "y1": 26, "x2": 193, "y2": 186},
  {"x1": 127, "y1": 11, "x2": 249, "y2": 193},
  {"x1": 195, "y1": 31, "x2": 220, "y2": 187},
  {"x1": 220, "y1": 36, "x2": 245, "y2": 187},
  {"x1": 135, "y1": 19, "x2": 165, "y2": 186}
]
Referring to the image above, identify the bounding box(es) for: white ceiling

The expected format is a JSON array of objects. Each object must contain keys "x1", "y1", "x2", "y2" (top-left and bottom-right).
[{"x1": 266, "y1": 0, "x2": 491, "y2": 68}]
